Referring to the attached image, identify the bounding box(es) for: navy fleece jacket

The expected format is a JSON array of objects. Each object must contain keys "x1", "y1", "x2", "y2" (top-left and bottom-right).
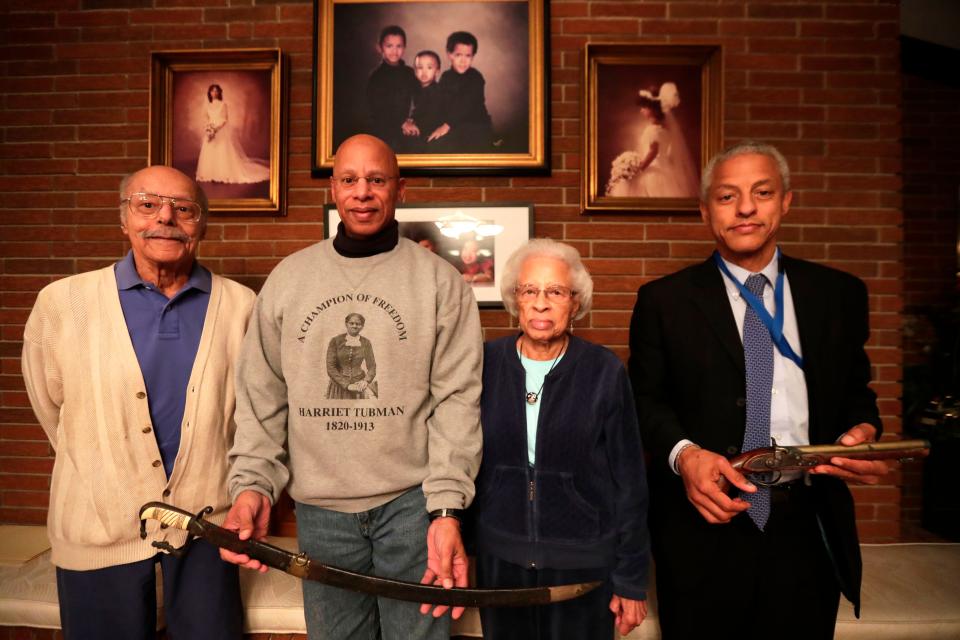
[{"x1": 472, "y1": 334, "x2": 650, "y2": 600}]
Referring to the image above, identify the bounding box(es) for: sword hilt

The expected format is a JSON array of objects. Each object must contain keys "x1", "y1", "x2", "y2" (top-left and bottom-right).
[{"x1": 139, "y1": 501, "x2": 212, "y2": 539}]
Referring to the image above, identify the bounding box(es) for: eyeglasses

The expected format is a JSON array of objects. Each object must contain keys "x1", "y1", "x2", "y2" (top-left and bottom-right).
[
  {"x1": 121, "y1": 192, "x2": 203, "y2": 223},
  {"x1": 332, "y1": 175, "x2": 397, "y2": 189},
  {"x1": 514, "y1": 284, "x2": 576, "y2": 303}
]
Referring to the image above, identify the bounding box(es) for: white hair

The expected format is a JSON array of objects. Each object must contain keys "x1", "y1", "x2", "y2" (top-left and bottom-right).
[
  {"x1": 500, "y1": 238, "x2": 593, "y2": 321},
  {"x1": 700, "y1": 140, "x2": 791, "y2": 202}
]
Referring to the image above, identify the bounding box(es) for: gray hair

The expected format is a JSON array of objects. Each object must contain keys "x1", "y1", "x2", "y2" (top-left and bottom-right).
[
  {"x1": 699, "y1": 140, "x2": 791, "y2": 202},
  {"x1": 500, "y1": 238, "x2": 593, "y2": 321},
  {"x1": 119, "y1": 168, "x2": 209, "y2": 234}
]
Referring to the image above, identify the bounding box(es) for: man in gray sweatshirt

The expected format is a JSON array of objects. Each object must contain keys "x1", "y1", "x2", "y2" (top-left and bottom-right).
[{"x1": 220, "y1": 134, "x2": 483, "y2": 639}]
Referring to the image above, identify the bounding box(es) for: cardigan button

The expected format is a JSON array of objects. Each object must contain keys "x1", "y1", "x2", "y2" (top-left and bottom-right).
[
  {"x1": 136, "y1": 391, "x2": 146, "y2": 399},
  {"x1": 142, "y1": 426, "x2": 151, "y2": 434},
  {"x1": 162, "y1": 489, "x2": 171, "y2": 497},
  {"x1": 735, "y1": 397, "x2": 746, "y2": 407},
  {"x1": 726, "y1": 446, "x2": 739, "y2": 455},
  {"x1": 152, "y1": 460, "x2": 161, "y2": 468}
]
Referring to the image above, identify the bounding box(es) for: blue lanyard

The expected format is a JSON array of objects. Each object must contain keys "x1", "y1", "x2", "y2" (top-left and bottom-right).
[{"x1": 713, "y1": 250, "x2": 804, "y2": 370}]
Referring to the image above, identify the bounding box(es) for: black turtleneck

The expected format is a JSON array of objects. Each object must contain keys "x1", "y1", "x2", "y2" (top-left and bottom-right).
[{"x1": 332, "y1": 219, "x2": 399, "y2": 258}]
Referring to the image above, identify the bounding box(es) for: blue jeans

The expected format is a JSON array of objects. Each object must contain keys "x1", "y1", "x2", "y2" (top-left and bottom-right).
[
  {"x1": 55, "y1": 539, "x2": 242, "y2": 640},
  {"x1": 296, "y1": 487, "x2": 449, "y2": 640}
]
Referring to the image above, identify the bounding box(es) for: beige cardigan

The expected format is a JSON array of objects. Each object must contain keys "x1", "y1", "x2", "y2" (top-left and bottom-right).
[{"x1": 22, "y1": 264, "x2": 255, "y2": 570}]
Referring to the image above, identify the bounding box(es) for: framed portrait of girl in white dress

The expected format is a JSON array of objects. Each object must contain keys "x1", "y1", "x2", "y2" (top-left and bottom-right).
[
  {"x1": 149, "y1": 49, "x2": 286, "y2": 216},
  {"x1": 581, "y1": 44, "x2": 722, "y2": 214}
]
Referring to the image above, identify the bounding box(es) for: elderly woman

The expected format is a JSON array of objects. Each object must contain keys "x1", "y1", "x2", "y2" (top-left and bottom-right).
[
  {"x1": 472, "y1": 239, "x2": 650, "y2": 639},
  {"x1": 325, "y1": 312, "x2": 378, "y2": 399}
]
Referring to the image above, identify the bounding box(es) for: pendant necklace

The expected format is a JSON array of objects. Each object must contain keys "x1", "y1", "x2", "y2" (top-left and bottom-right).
[{"x1": 523, "y1": 336, "x2": 567, "y2": 405}]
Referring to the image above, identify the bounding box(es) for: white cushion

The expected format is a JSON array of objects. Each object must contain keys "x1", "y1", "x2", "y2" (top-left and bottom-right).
[
  {"x1": 0, "y1": 549, "x2": 60, "y2": 629},
  {"x1": 835, "y1": 543, "x2": 960, "y2": 639},
  {"x1": 2, "y1": 533, "x2": 957, "y2": 640}
]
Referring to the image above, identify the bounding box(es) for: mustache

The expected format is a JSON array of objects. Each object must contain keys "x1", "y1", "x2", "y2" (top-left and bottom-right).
[{"x1": 139, "y1": 228, "x2": 189, "y2": 242}]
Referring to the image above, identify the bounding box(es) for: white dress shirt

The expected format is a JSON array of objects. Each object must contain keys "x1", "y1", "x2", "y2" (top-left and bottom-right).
[{"x1": 668, "y1": 252, "x2": 809, "y2": 473}]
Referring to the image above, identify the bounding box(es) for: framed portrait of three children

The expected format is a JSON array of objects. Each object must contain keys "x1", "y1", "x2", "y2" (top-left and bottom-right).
[{"x1": 312, "y1": 0, "x2": 548, "y2": 176}]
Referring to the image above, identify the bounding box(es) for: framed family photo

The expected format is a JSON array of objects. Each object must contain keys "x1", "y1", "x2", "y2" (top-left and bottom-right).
[
  {"x1": 312, "y1": 0, "x2": 548, "y2": 176},
  {"x1": 149, "y1": 49, "x2": 286, "y2": 216},
  {"x1": 581, "y1": 43, "x2": 723, "y2": 214},
  {"x1": 323, "y1": 202, "x2": 533, "y2": 307}
]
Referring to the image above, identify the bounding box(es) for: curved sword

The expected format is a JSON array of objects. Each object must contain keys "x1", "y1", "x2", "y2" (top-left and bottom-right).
[{"x1": 139, "y1": 501, "x2": 600, "y2": 608}]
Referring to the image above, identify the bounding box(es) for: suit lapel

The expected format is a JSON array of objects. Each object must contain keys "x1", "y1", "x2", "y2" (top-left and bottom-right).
[
  {"x1": 782, "y1": 255, "x2": 823, "y2": 374},
  {"x1": 691, "y1": 258, "x2": 745, "y2": 374}
]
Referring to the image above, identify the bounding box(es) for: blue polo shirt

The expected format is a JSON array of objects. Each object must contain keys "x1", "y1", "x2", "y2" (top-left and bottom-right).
[{"x1": 115, "y1": 251, "x2": 211, "y2": 478}]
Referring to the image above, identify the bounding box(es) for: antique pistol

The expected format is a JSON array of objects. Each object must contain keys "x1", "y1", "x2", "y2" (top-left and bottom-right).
[{"x1": 729, "y1": 438, "x2": 930, "y2": 485}]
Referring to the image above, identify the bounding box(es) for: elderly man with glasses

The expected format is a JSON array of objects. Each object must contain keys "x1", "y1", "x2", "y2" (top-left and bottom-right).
[
  {"x1": 221, "y1": 134, "x2": 483, "y2": 640},
  {"x1": 21, "y1": 165, "x2": 255, "y2": 640}
]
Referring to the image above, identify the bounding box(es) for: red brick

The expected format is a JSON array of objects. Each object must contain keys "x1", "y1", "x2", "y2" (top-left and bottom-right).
[
  {"x1": 749, "y1": 105, "x2": 824, "y2": 121},
  {"x1": 0, "y1": 508, "x2": 46, "y2": 525},
  {"x1": 670, "y1": 3, "x2": 743, "y2": 19},
  {"x1": 726, "y1": 87, "x2": 802, "y2": 106},
  {"x1": 641, "y1": 20, "x2": 718, "y2": 36},
  {"x1": 750, "y1": 38, "x2": 824, "y2": 55},
  {"x1": 826, "y1": 5, "x2": 898, "y2": 22},
  {"x1": 827, "y1": 105, "x2": 898, "y2": 124},
  {"x1": 1, "y1": 490, "x2": 50, "y2": 507},
  {"x1": 0, "y1": 475, "x2": 49, "y2": 491},
  {"x1": 748, "y1": 4, "x2": 822, "y2": 19},
  {"x1": 802, "y1": 55, "x2": 878, "y2": 72},
  {"x1": 590, "y1": 3, "x2": 664, "y2": 18},
  {"x1": 58, "y1": 10, "x2": 131, "y2": 27},
  {"x1": 750, "y1": 71, "x2": 824, "y2": 89},
  {"x1": 0, "y1": 13, "x2": 55, "y2": 28},
  {"x1": 721, "y1": 20, "x2": 797, "y2": 37},
  {"x1": 800, "y1": 21, "x2": 876, "y2": 39},
  {"x1": 129, "y1": 9, "x2": 203, "y2": 24},
  {"x1": 727, "y1": 53, "x2": 799, "y2": 72}
]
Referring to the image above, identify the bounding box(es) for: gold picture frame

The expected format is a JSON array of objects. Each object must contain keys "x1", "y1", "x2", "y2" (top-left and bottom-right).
[
  {"x1": 312, "y1": 0, "x2": 548, "y2": 176},
  {"x1": 581, "y1": 43, "x2": 722, "y2": 214},
  {"x1": 149, "y1": 48, "x2": 286, "y2": 216}
]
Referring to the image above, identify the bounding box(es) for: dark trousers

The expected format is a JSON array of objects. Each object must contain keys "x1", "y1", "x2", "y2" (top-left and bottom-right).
[
  {"x1": 476, "y1": 554, "x2": 614, "y2": 640},
  {"x1": 655, "y1": 482, "x2": 841, "y2": 640},
  {"x1": 56, "y1": 539, "x2": 242, "y2": 640}
]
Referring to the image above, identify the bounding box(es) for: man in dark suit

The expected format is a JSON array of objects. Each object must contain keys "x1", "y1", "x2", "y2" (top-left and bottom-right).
[{"x1": 629, "y1": 141, "x2": 890, "y2": 639}]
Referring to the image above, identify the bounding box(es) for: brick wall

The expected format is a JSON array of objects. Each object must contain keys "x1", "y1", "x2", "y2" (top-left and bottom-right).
[{"x1": 0, "y1": 1, "x2": 904, "y2": 541}]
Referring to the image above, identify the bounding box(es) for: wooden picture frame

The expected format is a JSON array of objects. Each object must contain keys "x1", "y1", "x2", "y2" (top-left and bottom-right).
[
  {"x1": 581, "y1": 43, "x2": 722, "y2": 214},
  {"x1": 312, "y1": 0, "x2": 548, "y2": 176},
  {"x1": 149, "y1": 48, "x2": 286, "y2": 216},
  {"x1": 323, "y1": 203, "x2": 534, "y2": 307}
]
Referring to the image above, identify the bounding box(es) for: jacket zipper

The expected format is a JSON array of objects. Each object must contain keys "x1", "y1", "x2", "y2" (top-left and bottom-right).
[{"x1": 527, "y1": 470, "x2": 537, "y2": 569}]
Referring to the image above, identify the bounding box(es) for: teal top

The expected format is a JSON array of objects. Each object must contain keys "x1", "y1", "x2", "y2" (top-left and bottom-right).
[{"x1": 519, "y1": 349, "x2": 565, "y2": 464}]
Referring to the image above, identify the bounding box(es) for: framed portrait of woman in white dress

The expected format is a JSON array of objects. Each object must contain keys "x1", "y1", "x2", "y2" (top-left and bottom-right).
[
  {"x1": 149, "y1": 49, "x2": 286, "y2": 216},
  {"x1": 581, "y1": 44, "x2": 722, "y2": 214}
]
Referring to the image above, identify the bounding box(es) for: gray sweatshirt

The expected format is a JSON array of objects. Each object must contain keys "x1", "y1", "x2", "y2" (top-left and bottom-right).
[{"x1": 228, "y1": 238, "x2": 483, "y2": 513}]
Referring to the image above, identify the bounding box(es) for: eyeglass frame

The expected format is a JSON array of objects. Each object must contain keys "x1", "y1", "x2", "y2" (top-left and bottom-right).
[
  {"x1": 331, "y1": 175, "x2": 400, "y2": 190},
  {"x1": 513, "y1": 284, "x2": 577, "y2": 303},
  {"x1": 120, "y1": 192, "x2": 204, "y2": 223}
]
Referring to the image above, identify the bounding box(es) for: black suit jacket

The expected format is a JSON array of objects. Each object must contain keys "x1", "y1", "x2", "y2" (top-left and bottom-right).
[{"x1": 628, "y1": 254, "x2": 881, "y2": 612}]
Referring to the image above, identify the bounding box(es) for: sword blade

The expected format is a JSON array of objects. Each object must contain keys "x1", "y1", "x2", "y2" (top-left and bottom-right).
[{"x1": 139, "y1": 502, "x2": 601, "y2": 607}]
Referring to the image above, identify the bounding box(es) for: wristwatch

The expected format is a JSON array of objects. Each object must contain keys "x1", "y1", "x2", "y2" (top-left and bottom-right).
[{"x1": 428, "y1": 508, "x2": 464, "y2": 522}]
